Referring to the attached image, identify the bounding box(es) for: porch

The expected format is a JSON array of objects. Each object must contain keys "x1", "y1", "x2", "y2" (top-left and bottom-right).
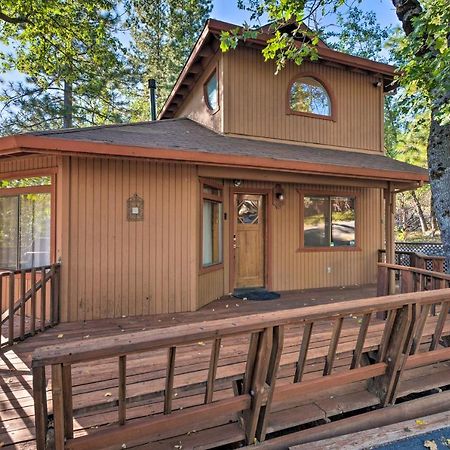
[{"x1": 2, "y1": 266, "x2": 450, "y2": 449}]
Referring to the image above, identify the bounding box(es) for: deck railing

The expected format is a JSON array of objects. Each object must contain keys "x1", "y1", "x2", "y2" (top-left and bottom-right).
[
  {"x1": 32, "y1": 287, "x2": 450, "y2": 450},
  {"x1": 378, "y1": 248, "x2": 446, "y2": 273},
  {"x1": 377, "y1": 262, "x2": 450, "y2": 298},
  {"x1": 0, "y1": 263, "x2": 60, "y2": 346}
]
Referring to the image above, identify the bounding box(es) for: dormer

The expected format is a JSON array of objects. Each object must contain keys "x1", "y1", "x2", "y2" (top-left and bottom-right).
[{"x1": 159, "y1": 19, "x2": 396, "y2": 154}]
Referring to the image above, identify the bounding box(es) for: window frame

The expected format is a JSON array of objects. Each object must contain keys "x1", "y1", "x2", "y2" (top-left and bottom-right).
[
  {"x1": 0, "y1": 169, "x2": 56, "y2": 270},
  {"x1": 203, "y1": 67, "x2": 220, "y2": 114},
  {"x1": 297, "y1": 189, "x2": 361, "y2": 253},
  {"x1": 199, "y1": 178, "x2": 224, "y2": 273},
  {"x1": 286, "y1": 74, "x2": 336, "y2": 121}
]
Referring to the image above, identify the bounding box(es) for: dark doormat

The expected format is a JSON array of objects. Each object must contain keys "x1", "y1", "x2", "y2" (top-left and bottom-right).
[{"x1": 233, "y1": 289, "x2": 281, "y2": 301}]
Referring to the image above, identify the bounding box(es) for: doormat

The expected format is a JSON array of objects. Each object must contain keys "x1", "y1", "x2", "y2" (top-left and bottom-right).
[{"x1": 233, "y1": 289, "x2": 281, "y2": 301}]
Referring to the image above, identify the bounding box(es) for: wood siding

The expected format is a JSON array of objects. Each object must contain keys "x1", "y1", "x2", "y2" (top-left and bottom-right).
[
  {"x1": 236, "y1": 180, "x2": 383, "y2": 291},
  {"x1": 222, "y1": 47, "x2": 384, "y2": 152},
  {"x1": 0, "y1": 155, "x2": 58, "y2": 174},
  {"x1": 60, "y1": 157, "x2": 198, "y2": 322},
  {"x1": 176, "y1": 51, "x2": 224, "y2": 132},
  {"x1": 198, "y1": 269, "x2": 224, "y2": 309}
]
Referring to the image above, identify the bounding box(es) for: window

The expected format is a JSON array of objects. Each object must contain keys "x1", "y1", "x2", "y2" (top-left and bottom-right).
[
  {"x1": 289, "y1": 77, "x2": 331, "y2": 117},
  {"x1": 204, "y1": 70, "x2": 218, "y2": 111},
  {"x1": 0, "y1": 176, "x2": 52, "y2": 269},
  {"x1": 201, "y1": 181, "x2": 223, "y2": 268},
  {"x1": 303, "y1": 195, "x2": 356, "y2": 248}
]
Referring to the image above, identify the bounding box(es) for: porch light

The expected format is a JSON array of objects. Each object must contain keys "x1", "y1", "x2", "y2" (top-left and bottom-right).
[{"x1": 273, "y1": 184, "x2": 285, "y2": 208}]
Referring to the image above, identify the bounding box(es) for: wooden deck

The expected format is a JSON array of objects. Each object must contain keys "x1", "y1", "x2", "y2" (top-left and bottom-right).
[{"x1": 2, "y1": 284, "x2": 450, "y2": 449}]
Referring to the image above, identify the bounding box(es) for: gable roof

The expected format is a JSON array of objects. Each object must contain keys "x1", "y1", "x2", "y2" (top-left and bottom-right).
[
  {"x1": 0, "y1": 118, "x2": 427, "y2": 184},
  {"x1": 159, "y1": 19, "x2": 398, "y2": 120}
]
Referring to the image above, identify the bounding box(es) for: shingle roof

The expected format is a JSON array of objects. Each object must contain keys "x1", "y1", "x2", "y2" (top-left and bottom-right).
[{"x1": 28, "y1": 118, "x2": 427, "y2": 182}]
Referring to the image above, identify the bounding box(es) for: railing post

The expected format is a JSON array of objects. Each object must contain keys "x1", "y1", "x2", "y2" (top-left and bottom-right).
[
  {"x1": 377, "y1": 266, "x2": 389, "y2": 297},
  {"x1": 51, "y1": 264, "x2": 60, "y2": 325},
  {"x1": 8, "y1": 272, "x2": 14, "y2": 345},
  {"x1": 33, "y1": 365, "x2": 49, "y2": 450},
  {"x1": 400, "y1": 270, "x2": 414, "y2": 294},
  {"x1": 52, "y1": 363, "x2": 74, "y2": 449},
  {"x1": 20, "y1": 269, "x2": 26, "y2": 340},
  {"x1": 369, "y1": 304, "x2": 414, "y2": 406},
  {"x1": 237, "y1": 325, "x2": 284, "y2": 444}
]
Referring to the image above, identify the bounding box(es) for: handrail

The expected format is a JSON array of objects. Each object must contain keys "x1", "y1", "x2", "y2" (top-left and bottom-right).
[
  {"x1": 0, "y1": 263, "x2": 60, "y2": 345},
  {"x1": 32, "y1": 287, "x2": 450, "y2": 450},
  {"x1": 32, "y1": 289, "x2": 450, "y2": 368},
  {"x1": 377, "y1": 263, "x2": 450, "y2": 281}
]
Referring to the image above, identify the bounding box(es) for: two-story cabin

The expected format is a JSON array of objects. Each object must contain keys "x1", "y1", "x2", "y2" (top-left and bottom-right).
[{"x1": 0, "y1": 19, "x2": 427, "y2": 323}]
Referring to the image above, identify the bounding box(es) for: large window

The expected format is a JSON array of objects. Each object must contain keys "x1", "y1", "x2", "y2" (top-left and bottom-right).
[
  {"x1": 289, "y1": 76, "x2": 331, "y2": 117},
  {"x1": 201, "y1": 181, "x2": 223, "y2": 269},
  {"x1": 303, "y1": 195, "x2": 356, "y2": 248},
  {"x1": 0, "y1": 176, "x2": 52, "y2": 269}
]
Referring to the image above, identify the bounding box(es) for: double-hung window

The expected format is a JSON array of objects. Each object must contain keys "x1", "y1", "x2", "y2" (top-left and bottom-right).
[{"x1": 201, "y1": 181, "x2": 223, "y2": 269}]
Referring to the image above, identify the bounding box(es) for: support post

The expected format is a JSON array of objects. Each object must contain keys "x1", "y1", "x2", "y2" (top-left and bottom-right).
[
  {"x1": 33, "y1": 366, "x2": 48, "y2": 450},
  {"x1": 384, "y1": 185, "x2": 396, "y2": 295}
]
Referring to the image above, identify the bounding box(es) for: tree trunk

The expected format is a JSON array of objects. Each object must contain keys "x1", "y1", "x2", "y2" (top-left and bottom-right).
[
  {"x1": 391, "y1": 0, "x2": 450, "y2": 271},
  {"x1": 63, "y1": 80, "x2": 73, "y2": 128},
  {"x1": 428, "y1": 90, "x2": 450, "y2": 271},
  {"x1": 411, "y1": 190, "x2": 428, "y2": 233}
]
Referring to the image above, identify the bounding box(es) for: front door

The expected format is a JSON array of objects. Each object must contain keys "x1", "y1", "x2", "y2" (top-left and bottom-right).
[{"x1": 233, "y1": 193, "x2": 265, "y2": 289}]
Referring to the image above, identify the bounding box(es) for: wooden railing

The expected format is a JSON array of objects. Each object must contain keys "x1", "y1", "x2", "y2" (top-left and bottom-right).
[
  {"x1": 32, "y1": 288, "x2": 450, "y2": 450},
  {"x1": 0, "y1": 263, "x2": 60, "y2": 346},
  {"x1": 377, "y1": 262, "x2": 450, "y2": 297},
  {"x1": 378, "y1": 249, "x2": 446, "y2": 273}
]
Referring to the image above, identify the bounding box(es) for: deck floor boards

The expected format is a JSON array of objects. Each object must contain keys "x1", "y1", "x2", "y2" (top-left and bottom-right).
[{"x1": 1, "y1": 285, "x2": 450, "y2": 449}]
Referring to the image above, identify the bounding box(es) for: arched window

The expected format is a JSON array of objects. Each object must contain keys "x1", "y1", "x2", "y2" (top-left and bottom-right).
[
  {"x1": 289, "y1": 77, "x2": 332, "y2": 117},
  {"x1": 204, "y1": 70, "x2": 218, "y2": 111}
]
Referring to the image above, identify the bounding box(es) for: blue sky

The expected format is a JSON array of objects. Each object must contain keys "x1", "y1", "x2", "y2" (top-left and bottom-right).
[
  {"x1": 212, "y1": 0, "x2": 400, "y2": 28},
  {"x1": 1, "y1": 1, "x2": 401, "y2": 86}
]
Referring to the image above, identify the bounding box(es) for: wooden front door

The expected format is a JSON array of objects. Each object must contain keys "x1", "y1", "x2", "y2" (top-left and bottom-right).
[{"x1": 233, "y1": 193, "x2": 265, "y2": 289}]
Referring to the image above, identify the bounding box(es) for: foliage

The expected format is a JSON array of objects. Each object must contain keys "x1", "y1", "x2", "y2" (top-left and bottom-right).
[
  {"x1": 394, "y1": 0, "x2": 450, "y2": 125},
  {"x1": 0, "y1": 0, "x2": 132, "y2": 133},
  {"x1": 126, "y1": 0, "x2": 212, "y2": 120}
]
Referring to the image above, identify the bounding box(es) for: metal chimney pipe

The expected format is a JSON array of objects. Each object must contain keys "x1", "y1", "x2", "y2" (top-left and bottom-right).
[{"x1": 148, "y1": 79, "x2": 157, "y2": 121}]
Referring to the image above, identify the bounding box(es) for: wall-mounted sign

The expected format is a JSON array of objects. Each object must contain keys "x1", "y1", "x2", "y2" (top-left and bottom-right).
[{"x1": 127, "y1": 194, "x2": 144, "y2": 221}]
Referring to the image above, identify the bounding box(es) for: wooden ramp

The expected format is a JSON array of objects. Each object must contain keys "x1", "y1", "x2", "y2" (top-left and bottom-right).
[{"x1": 2, "y1": 287, "x2": 450, "y2": 449}]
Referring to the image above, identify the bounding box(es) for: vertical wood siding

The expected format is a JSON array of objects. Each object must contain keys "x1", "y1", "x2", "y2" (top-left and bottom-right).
[
  {"x1": 198, "y1": 269, "x2": 224, "y2": 309},
  {"x1": 0, "y1": 155, "x2": 58, "y2": 174},
  {"x1": 60, "y1": 157, "x2": 198, "y2": 322},
  {"x1": 176, "y1": 51, "x2": 224, "y2": 132},
  {"x1": 223, "y1": 47, "x2": 383, "y2": 152},
  {"x1": 239, "y1": 180, "x2": 383, "y2": 291}
]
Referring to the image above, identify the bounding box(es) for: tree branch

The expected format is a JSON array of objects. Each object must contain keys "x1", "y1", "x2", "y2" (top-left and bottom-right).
[{"x1": 0, "y1": 10, "x2": 30, "y2": 25}]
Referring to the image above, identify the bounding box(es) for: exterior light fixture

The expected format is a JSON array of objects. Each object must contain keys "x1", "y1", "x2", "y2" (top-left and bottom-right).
[{"x1": 273, "y1": 184, "x2": 285, "y2": 208}]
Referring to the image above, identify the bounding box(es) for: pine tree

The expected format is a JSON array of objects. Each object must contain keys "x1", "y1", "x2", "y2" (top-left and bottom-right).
[
  {"x1": 126, "y1": 0, "x2": 212, "y2": 120},
  {"x1": 0, "y1": 0, "x2": 132, "y2": 133}
]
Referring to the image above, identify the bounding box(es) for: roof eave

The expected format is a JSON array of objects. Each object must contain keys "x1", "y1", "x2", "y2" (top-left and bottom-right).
[{"x1": 0, "y1": 134, "x2": 428, "y2": 185}]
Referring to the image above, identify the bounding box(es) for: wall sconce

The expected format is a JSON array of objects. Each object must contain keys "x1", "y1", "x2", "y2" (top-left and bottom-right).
[
  {"x1": 127, "y1": 193, "x2": 144, "y2": 221},
  {"x1": 233, "y1": 179, "x2": 242, "y2": 187},
  {"x1": 273, "y1": 184, "x2": 285, "y2": 208}
]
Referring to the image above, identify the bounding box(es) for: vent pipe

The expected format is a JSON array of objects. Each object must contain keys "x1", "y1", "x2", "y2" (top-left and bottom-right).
[{"x1": 148, "y1": 79, "x2": 157, "y2": 121}]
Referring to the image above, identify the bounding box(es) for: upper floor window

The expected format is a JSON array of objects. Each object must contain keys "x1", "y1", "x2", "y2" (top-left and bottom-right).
[
  {"x1": 204, "y1": 70, "x2": 218, "y2": 111},
  {"x1": 289, "y1": 77, "x2": 331, "y2": 117}
]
